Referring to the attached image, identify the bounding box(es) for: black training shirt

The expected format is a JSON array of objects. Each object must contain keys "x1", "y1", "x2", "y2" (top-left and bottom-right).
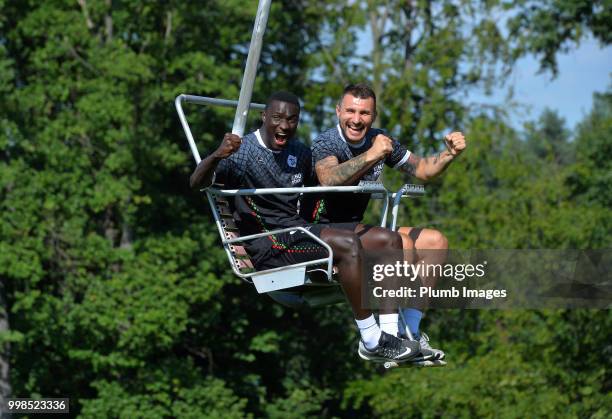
[
  {"x1": 214, "y1": 130, "x2": 314, "y2": 237},
  {"x1": 303, "y1": 125, "x2": 410, "y2": 223}
]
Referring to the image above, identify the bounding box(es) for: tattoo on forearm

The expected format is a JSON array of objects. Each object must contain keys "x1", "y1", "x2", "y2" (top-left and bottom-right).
[
  {"x1": 422, "y1": 151, "x2": 453, "y2": 179},
  {"x1": 319, "y1": 153, "x2": 373, "y2": 185},
  {"x1": 400, "y1": 154, "x2": 421, "y2": 177},
  {"x1": 331, "y1": 153, "x2": 370, "y2": 184}
]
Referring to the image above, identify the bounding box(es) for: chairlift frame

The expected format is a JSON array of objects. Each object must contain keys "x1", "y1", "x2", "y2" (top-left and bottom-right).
[{"x1": 174, "y1": 0, "x2": 425, "y2": 306}]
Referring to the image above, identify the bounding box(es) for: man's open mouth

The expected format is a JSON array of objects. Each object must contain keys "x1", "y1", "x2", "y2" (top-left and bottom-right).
[
  {"x1": 274, "y1": 132, "x2": 289, "y2": 146},
  {"x1": 347, "y1": 125, "x2": 364, "y2": 137}
]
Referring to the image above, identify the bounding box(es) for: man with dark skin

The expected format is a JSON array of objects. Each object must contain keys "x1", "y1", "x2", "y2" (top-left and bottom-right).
[
  {"x1": 190, "y1": 91, "x2": 422, "y2": 363},
  {"x1": 306, "y1": 84, "x2": 467, "y2": 359}
]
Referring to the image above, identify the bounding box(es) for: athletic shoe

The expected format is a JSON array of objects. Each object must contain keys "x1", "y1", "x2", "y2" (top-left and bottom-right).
[
  {"x1": 418, "y1": 332, "x2": 445, "y2": 360},
  {"x1": 397, "y1": 330, "x2": 445, "y2": 361},
  {"x1": 358, "y1": 331, "x2": 421, "y2": 362}
]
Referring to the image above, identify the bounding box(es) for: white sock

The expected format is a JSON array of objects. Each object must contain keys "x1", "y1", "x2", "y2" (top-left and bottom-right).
[
  {"x1": 355, "y1": 315, "x2": 381, "y2": 350},
  {"x1": 379, "y1": 313, "x2": 399, "y2": 337}
]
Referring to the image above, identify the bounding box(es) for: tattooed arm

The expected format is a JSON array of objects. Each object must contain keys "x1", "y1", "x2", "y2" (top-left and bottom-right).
[
  {"x1": 400, "y1": 131, "x2": 466, "y2": 181},
  {"x1": 400, "y1": 151, "x2": 453, "y2": 180},
  {"x1": 315, "y1": 154, "x2": 379, "y2": 186},
  {"x1": 315, "y1": 134, "x2": 393, "y2": 186}
]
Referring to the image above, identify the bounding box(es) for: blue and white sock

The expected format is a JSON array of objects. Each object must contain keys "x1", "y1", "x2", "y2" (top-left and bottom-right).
[{"x1": 400, "y1": 308, "x2": 423, "y2": 339}]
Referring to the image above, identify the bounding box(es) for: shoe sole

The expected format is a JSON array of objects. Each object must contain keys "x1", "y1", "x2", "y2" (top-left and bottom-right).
[
  {"x1": 411, "y1": 353, "x2": 436, "y2": 362},
  {"x1": 358, "y1": 349, "x2": 420, "y2": 363},
  {"x1": 421, "y1": 347, "x2": 446, "y2": 361},
  {"x1": 383, "y1": 359, "x2": 447, "y2": 369}
]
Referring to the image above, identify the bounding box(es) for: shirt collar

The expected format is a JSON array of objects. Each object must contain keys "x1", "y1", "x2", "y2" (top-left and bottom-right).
[
  {"x1": 337, "y1": 124, "x2": 367, "y2": 148},
  {"x1": 255, "y1": 129, "x2": 281, "y2": 154}
]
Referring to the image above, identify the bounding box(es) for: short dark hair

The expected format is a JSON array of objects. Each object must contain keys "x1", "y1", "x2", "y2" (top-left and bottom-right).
[
  {"x1": 339, "y1": 83, "x2": 377, "y2": 108},
  {"x1": 266, "y1": 91, "x2": 301, "y2": 110}
]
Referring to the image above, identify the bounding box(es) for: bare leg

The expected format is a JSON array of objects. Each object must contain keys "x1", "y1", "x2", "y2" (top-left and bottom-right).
[
  {"x1": 398, "y1": 227, "x2": 448, "y2": 290},
  {"x1": 354, "y1": 225, "x2": 406, "y2": 315},
  {"x1": 319, "y1": 227, "x2": 423, "y2": 360},
  {"x1": 319, "y1": 228, "x2": 370, "y2": 319},
  {"x1": 398, "y1": 226, "x2": 448, "y2": 349}
]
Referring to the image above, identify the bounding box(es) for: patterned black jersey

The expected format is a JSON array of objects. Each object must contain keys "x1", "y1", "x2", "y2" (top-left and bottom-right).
[
  {"x1": 214, "y1": 130, "x2": 314, "y2": 239},
  {"x1": 303, "y1": 125, "x2": 411, "y2": 223}
]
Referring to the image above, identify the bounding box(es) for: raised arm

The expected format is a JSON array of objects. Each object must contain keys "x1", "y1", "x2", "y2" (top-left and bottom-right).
[
  {"x1": 190, "y1": 133, "x2": 241, "y2": 189},
  {"x1": 400, "y1": 131, "x2": 466, "y2": 181},
  {"x1": 315, "y1": 134, "x2": 393, "y2": 186}
]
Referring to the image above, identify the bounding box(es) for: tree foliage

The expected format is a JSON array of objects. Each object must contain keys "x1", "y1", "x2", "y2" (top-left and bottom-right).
[
  {"x1": 0, "y1": 0, "x2": 610, "y2": 417},
  {"x1": 507, "y1": 0, "x2": 612, "y2": 75}
]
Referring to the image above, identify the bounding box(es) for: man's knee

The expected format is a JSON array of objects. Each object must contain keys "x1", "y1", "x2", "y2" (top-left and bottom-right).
[
  {"x1": 358, "y1": 226, "x2": 403, "y2": 250},
  {"x1": 426, "y1": 229, "x2": 448, "y2": 250},
  {"x1": 399, "y1": 231, "x2": 414, "y2": 250},
  {"x1": 401, "y1": 227, "x2": 448, "y2": 250},
  {"x1": 381, "y1": 228, "x2": 403, "y2": 250},
  {"x1": 321, "y1": 228, "x2": 361, "y2": 258}
]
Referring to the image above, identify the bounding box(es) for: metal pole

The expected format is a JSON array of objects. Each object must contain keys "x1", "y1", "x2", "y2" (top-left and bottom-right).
[{"x1": 231, "y1": 0, "x2": 272, "y2": 137}]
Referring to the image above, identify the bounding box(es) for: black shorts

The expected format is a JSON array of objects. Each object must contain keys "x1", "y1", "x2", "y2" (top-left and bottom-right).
[{"x1": 247, "y1": 222, "x2": 359, "y2": 271}]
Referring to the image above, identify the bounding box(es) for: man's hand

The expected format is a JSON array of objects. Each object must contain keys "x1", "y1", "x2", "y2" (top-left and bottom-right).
[
  {"x1": 368, "y1": 134, "x2": 394, "y2": 160},
  {"x1": 444, "y1": 131, "x2": 466, "y2": 157},
  {"x1": 213, "y1": 133, "x2": 242, "y2": 159},
  {"x1": 190, "y1": 133, "x2": 241, "y2": 189}
]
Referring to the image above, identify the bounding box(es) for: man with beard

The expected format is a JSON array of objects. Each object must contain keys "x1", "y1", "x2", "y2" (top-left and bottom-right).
[{"x1": 304, "y1": 84, "x2": 467, "y2": 360}]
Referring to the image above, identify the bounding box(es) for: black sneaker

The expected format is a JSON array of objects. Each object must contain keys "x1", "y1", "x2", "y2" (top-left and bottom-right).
[
  {"x1": 358, "y1": 331, "x2": 421, "y2": 362},
  {"x1": 397, "y1": 331, "x2": 444, "y2": 361},
  {"x1": 418, "y1": 332, "x2": 445, "y2": 360}
]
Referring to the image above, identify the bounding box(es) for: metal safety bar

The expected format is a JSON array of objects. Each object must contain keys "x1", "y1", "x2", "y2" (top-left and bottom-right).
[
  {"x1": 212, "y1": 183, "x2": 391, "y2": 228},
  {"x1": 175, "y1": 94, "x2": 266, "y2": 164},
  {"x1": 389, "y1": 184, "x2": 426, "y2": 230},
  {"x1": 211, "y1": 184, "x2": 387, "y2": 196},
  {"x1": 212, "y1": 183, "x2": 393, "y2": 229}
]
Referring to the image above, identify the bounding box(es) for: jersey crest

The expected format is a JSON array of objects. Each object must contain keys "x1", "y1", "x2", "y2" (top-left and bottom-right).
[{"x1": 287, "y1": 155, "x2": 297, "y2": 168}]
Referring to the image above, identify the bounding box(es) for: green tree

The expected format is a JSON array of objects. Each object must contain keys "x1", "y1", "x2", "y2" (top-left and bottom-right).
[
  {"x1": 304, "y1": 0, "x2": 514, "y2": 149},
  {"x1": 568, "y1": 90, "x2": 612, "y2": 246},
  {"x1": 0, "y1": 0, "x2": 340, "y2": 416},
  {"x1": 1, "y1": 0, "x2": 610, "y2": 417},
  {"x1": 507, "y1": 0, "x2": 612, "y2": 75},
  {"x1": 524, "y1": 108, "x2": 573, "y2": 165}
]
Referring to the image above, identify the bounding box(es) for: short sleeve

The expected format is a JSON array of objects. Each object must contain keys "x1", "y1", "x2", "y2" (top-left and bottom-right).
[
  {"x1": 213, "y1": 150, "x2": 246, "y2": 187},
  {"x1": 312, "y1": 132, "x2": 344, "y2": 163},
  {"x1": 385, "y1": 137, "x2": 411, "y2": 168}
]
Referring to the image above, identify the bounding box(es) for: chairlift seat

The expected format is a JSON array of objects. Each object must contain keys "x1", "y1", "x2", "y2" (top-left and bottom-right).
[{"x1": 212, "y1": 190, "x2": 344, "y2": 307}]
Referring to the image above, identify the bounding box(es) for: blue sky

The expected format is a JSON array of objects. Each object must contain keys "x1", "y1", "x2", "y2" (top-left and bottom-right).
[
  {"x1": 470, "y1": 36, "x2": 611, "y2": 130},
  {"x1": 356, "y1": 22, "x2": 610, "y2": 132}
]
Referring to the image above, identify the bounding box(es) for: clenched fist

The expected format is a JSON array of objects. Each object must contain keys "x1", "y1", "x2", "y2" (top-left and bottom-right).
[
  {"x1": 370, "y1": 134, "x2": 394, "y2": 160},
  {"x1": 214, "y1": 133, "x2": 242, "y2": 159},
  {"x1": 444, "y1": 131, "x2": 466, "y2": 157}
]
